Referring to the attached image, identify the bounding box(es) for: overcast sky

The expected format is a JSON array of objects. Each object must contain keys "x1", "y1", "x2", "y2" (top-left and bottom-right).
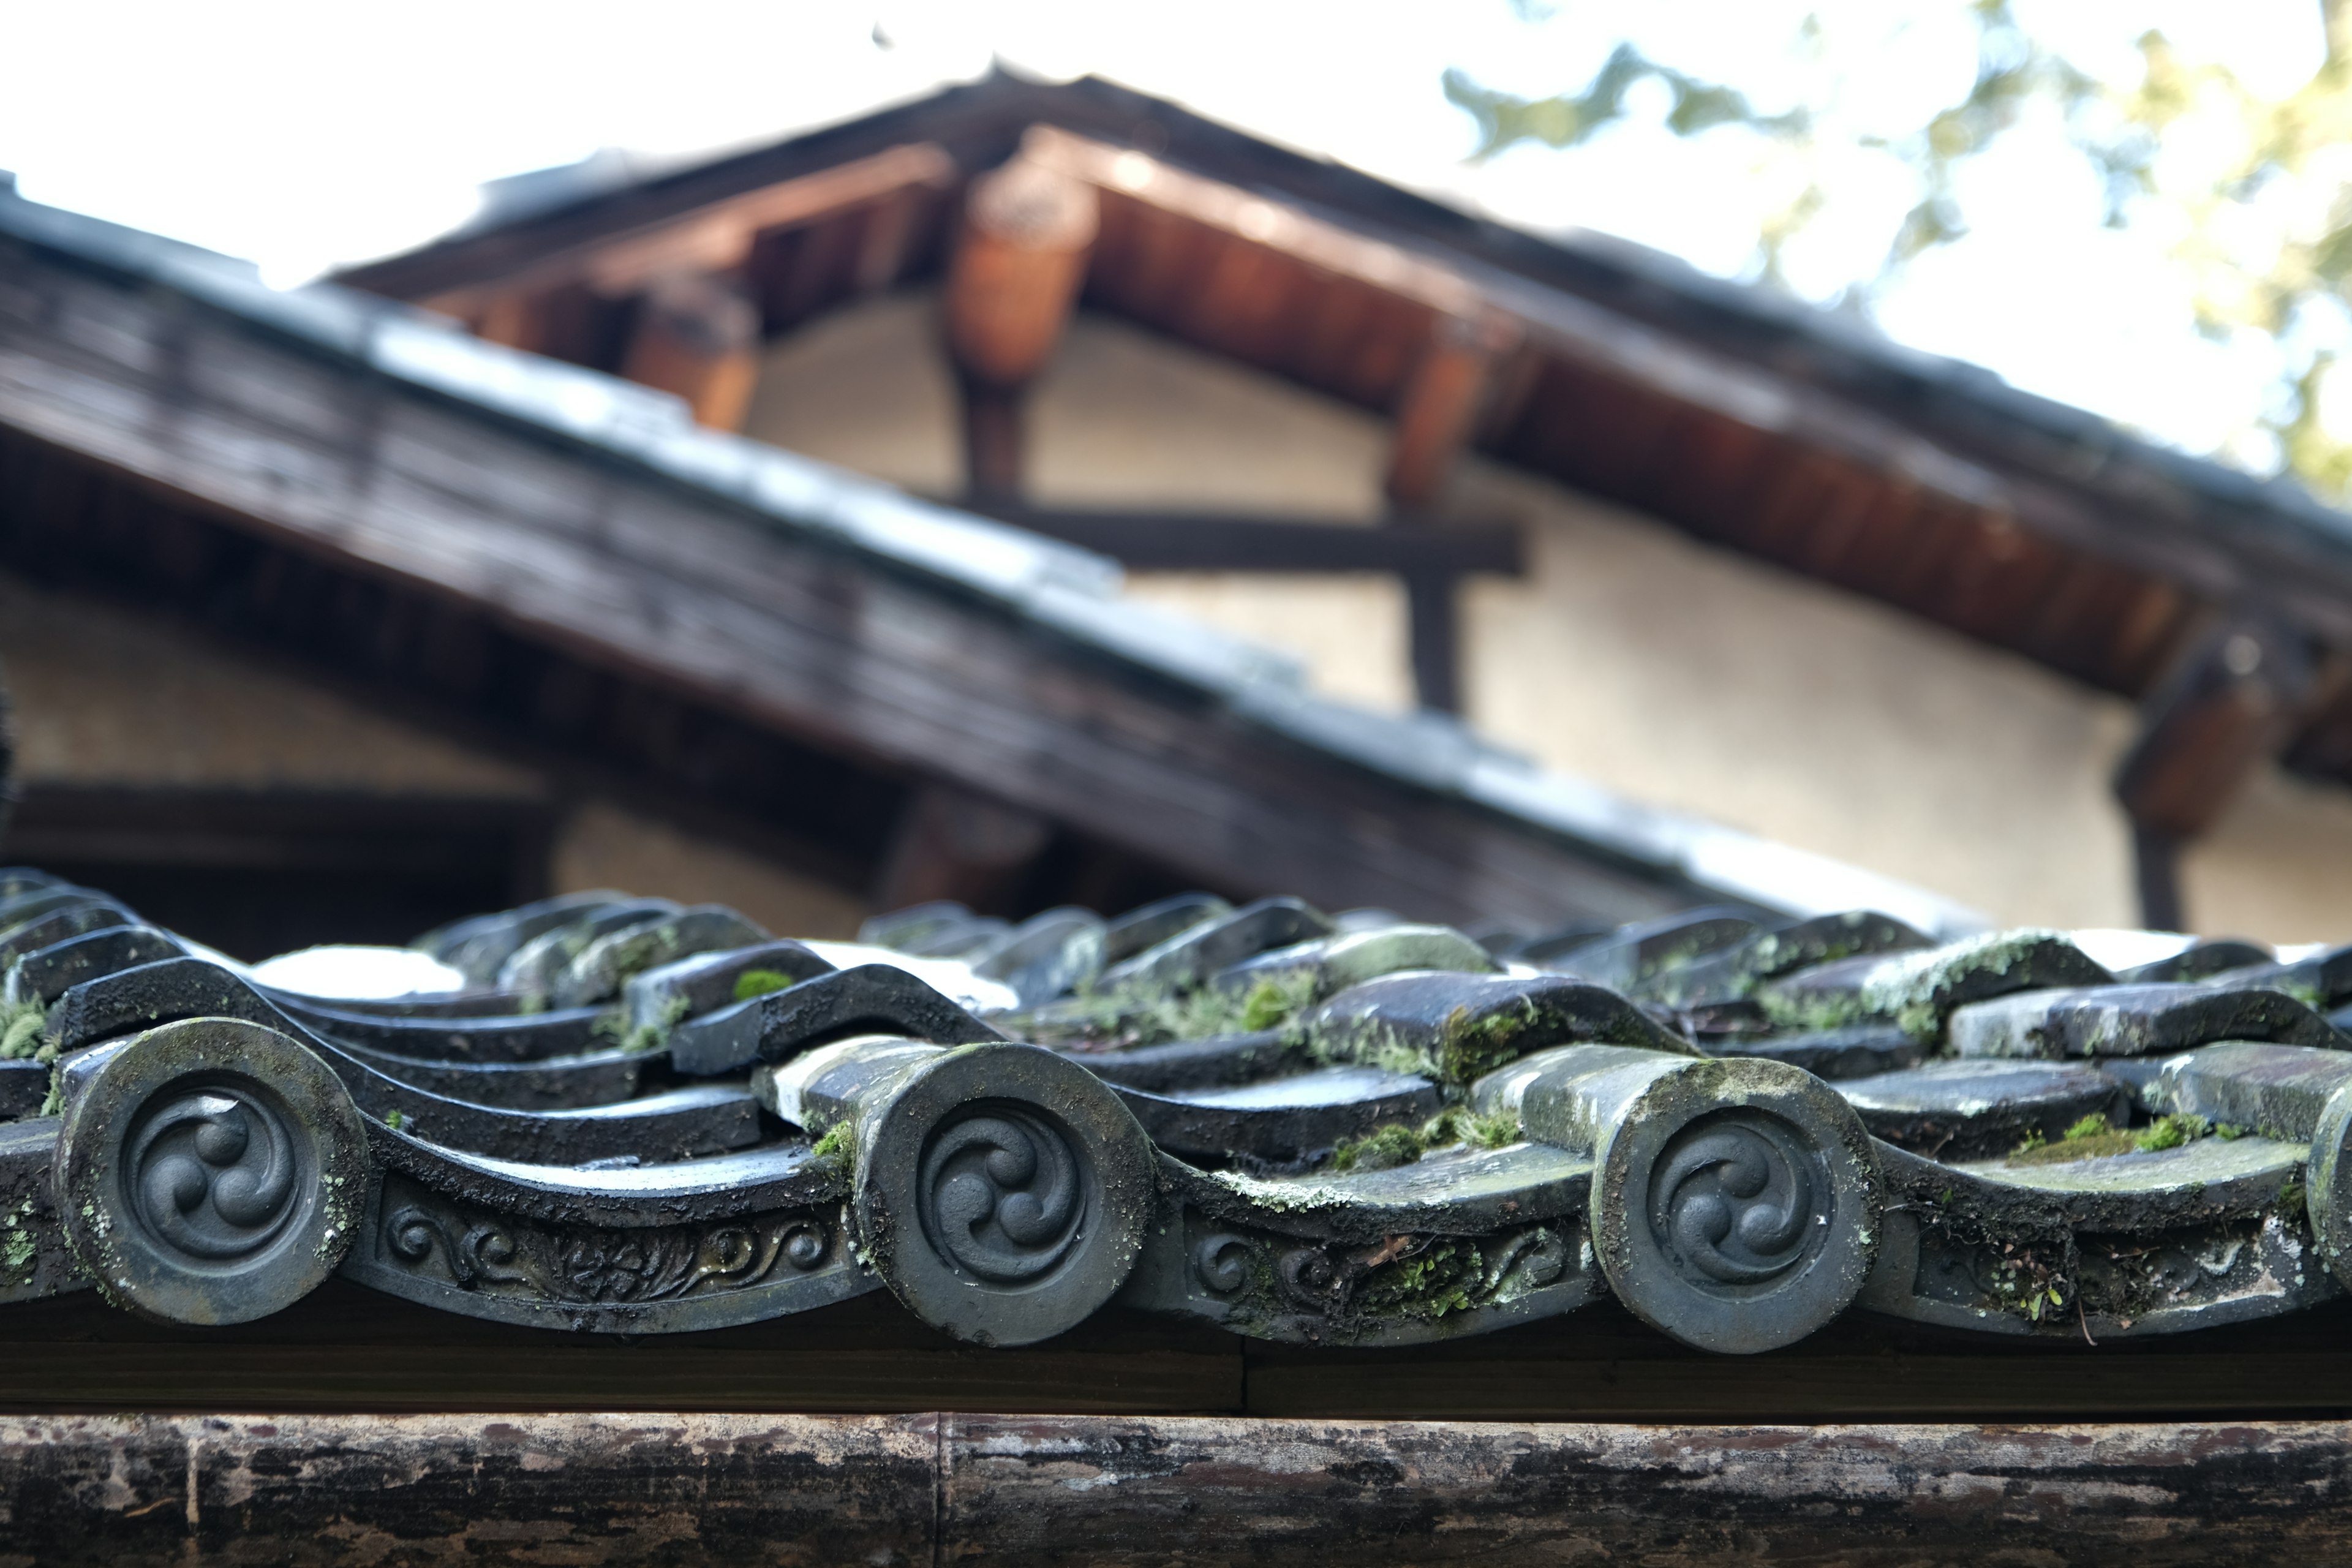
[{"x1": 0, "y1": 0, "x2": 2328, "y2": 473}]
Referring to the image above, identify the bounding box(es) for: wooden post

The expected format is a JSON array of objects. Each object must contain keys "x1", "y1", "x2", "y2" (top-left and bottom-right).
[
  {"x1": 875, "y1": 782, "x2": 1053, "y2": 914},
  {"x1": 958, "y1": 379, "x2": 1026, "y2": 503},
  {"x1": 2114, "y1": 617, "x2": 2316, "y2": 927},
  {"x1": 2114, "y1": 619, "x2": 2313, "y2": 839},
  {"x1": 1385, "y1": 315, "x2": 1518, "y2": 712},
  {"x1": 1405, "y1": 568, "x2": 1462, "y2": 714},
  {"x1": 2133, "y1": 822, "x2": 2185, "y2": 933},
  {"x1": 618, "y1": 272, "x2": 763, "y2": 431},
  {"x1": 1385, "y1": 314, "x2": 1518, "y2": 511},
  {"x1": 944, "y1": 157, "x2": 1099, "y2": 499}
]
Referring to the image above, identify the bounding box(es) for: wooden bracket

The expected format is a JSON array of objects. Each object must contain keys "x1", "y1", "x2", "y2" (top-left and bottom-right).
[
  {"x1": 1386, "y1": 314, "x2": 1521, "y2": 511},
  {"x1": 944, "y1": 157, "x2": 1099, "y2": 388},
  {"x1": 2114, "y1": 617, "x2": 2317, "y2": 845},
  {"x1": 943, "y1": 154, "x2": 1099, "y2": 499},
  {"x1": 618, "y1": 273, "x2": 763, "y2": 431}
]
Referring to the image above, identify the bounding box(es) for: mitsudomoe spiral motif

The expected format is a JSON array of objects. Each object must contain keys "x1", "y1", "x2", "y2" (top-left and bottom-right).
[
  {"x1": 1649, "y1": 1114, "x2": 1820, "y2": 1288},
  {"x1": 128, "y1": 1085, "x2": 298, "y2": 1262},
  {"x1": 918, "y1": 1103, "x2": 1085, "y2": 1284}
]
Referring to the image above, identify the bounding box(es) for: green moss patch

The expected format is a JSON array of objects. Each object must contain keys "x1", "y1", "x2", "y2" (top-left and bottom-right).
[
  {"x1": 1331, "y1": 1121, "x2": 1425, "y2": 1174},
  {"x1": 2, "y1": 1199, "x2": 37, "y2": 1283},
  {"x1": 1438, "y1": 1000, "x2": 1542, "y2": 1084},
  {"x1": 1328, "y1": 1104, "x2": 1521, "y2": 1173},
  {"x1": 1356, "y1": 1239, "x2": 1483, "y2": 1320},
  {"x1": 733, "y1": 968, "x2": 797, "y2": 1002},
  {"x1": 1022, "y1": 969, "x2": 1321, "y2": 1050},
  {"x1": 598, "y1": 994, "x2": 690, "y2": 1054},
  {"x1": 1240, "y1": 976, "x2": 1305, "y2": 1032},
  {"x1": 0, "y1": 997, "x2": 46, "y2": 1063},
  {"x1": 2008, "y1": 1112, "x2": 2214, "y2": 1166}
]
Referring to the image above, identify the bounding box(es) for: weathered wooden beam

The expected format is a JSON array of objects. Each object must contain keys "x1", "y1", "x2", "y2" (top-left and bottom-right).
[
  {"x1": 1386, "y1": 313, "x2": 1519, "y2": 510},
  {"x1": 950, "y1": 1415, "x2": 2352, "y2": 1565},
  {"x1": 617, "y1": 272, "x2": 763, "y2": 430},
  {"x1": 967, "y1": 503, "x2": 1523, "y2": 576},
  {"x1": 7, "y1": 1411, "x2": 2352, "y2": 1563},
  {"x1": 874, "y1": 782, "x2": 1051, "y2": 913},
  {"x1": 16, "y1": 1271, "x2": 2352, "y2": 1428},
  {"x1": 2114, "y1": 618, "x2": 2316, "y2": 842}
]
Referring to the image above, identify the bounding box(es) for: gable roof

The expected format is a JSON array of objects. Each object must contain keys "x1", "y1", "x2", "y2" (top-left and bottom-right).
[
  {"x1": 0, "y1": 175, "x2": 1973, "y2": 935},
  {"x1": 337, "y1": 71, "x2": 2352, "y2": 805}
]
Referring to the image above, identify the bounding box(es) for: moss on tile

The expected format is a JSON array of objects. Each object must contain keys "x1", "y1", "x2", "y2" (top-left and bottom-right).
[
  {"x1": 0, "y1": 997, "x2": 45, "y2": 1062},
  {"x1": 1327, "y1": 1104, "x2": 1521, "y2": 1174},
  {"x1": 733, "y1": 968, "x2": 797, "y2": 1003},
  {"x1": 2008, "y1": 1111, "x2": 2215, "y2": 1166}
]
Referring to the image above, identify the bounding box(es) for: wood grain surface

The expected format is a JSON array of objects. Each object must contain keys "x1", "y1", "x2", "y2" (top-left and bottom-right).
[{"x1": 4, "y1": 1409, "x2": 2350, "y2": 1564}]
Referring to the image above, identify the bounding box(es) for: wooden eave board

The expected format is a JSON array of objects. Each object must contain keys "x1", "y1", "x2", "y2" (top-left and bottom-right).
[{"x1": 9, "y1": 1277, "x2": 2352, "y2": 1427}]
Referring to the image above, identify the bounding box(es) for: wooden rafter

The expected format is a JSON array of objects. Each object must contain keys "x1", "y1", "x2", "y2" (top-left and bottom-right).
[
  {"x1": 1019, "y1": 126, "x2": 1479, "y2": 318},
  {"x1": 421, "y1": 143, "x2": 959, "y2": 320}
]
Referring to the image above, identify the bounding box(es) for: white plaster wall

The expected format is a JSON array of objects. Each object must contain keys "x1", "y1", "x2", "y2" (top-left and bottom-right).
[
  {"x1": 1028, "y1": 314, "x2": 1416, "y2": 713},
  {"x1": 741, "y1": 292, "x2": 962, "y2": 494},
  {"x1": 1450, "y1": 464, "x2": 2143, "y2": 930},
  {"x1": 1025, "y1": 312, "x2": 1389, "y2": 514},
  {"x1": 1115, "y1": 573, "x2": 1416, "y2": 714},
  {"x1": 0, "y1": 575, "x2": 866, "y2": 936},
  {"x1": 0, "y1": 576, "x2": 537, "y2": 795}
]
